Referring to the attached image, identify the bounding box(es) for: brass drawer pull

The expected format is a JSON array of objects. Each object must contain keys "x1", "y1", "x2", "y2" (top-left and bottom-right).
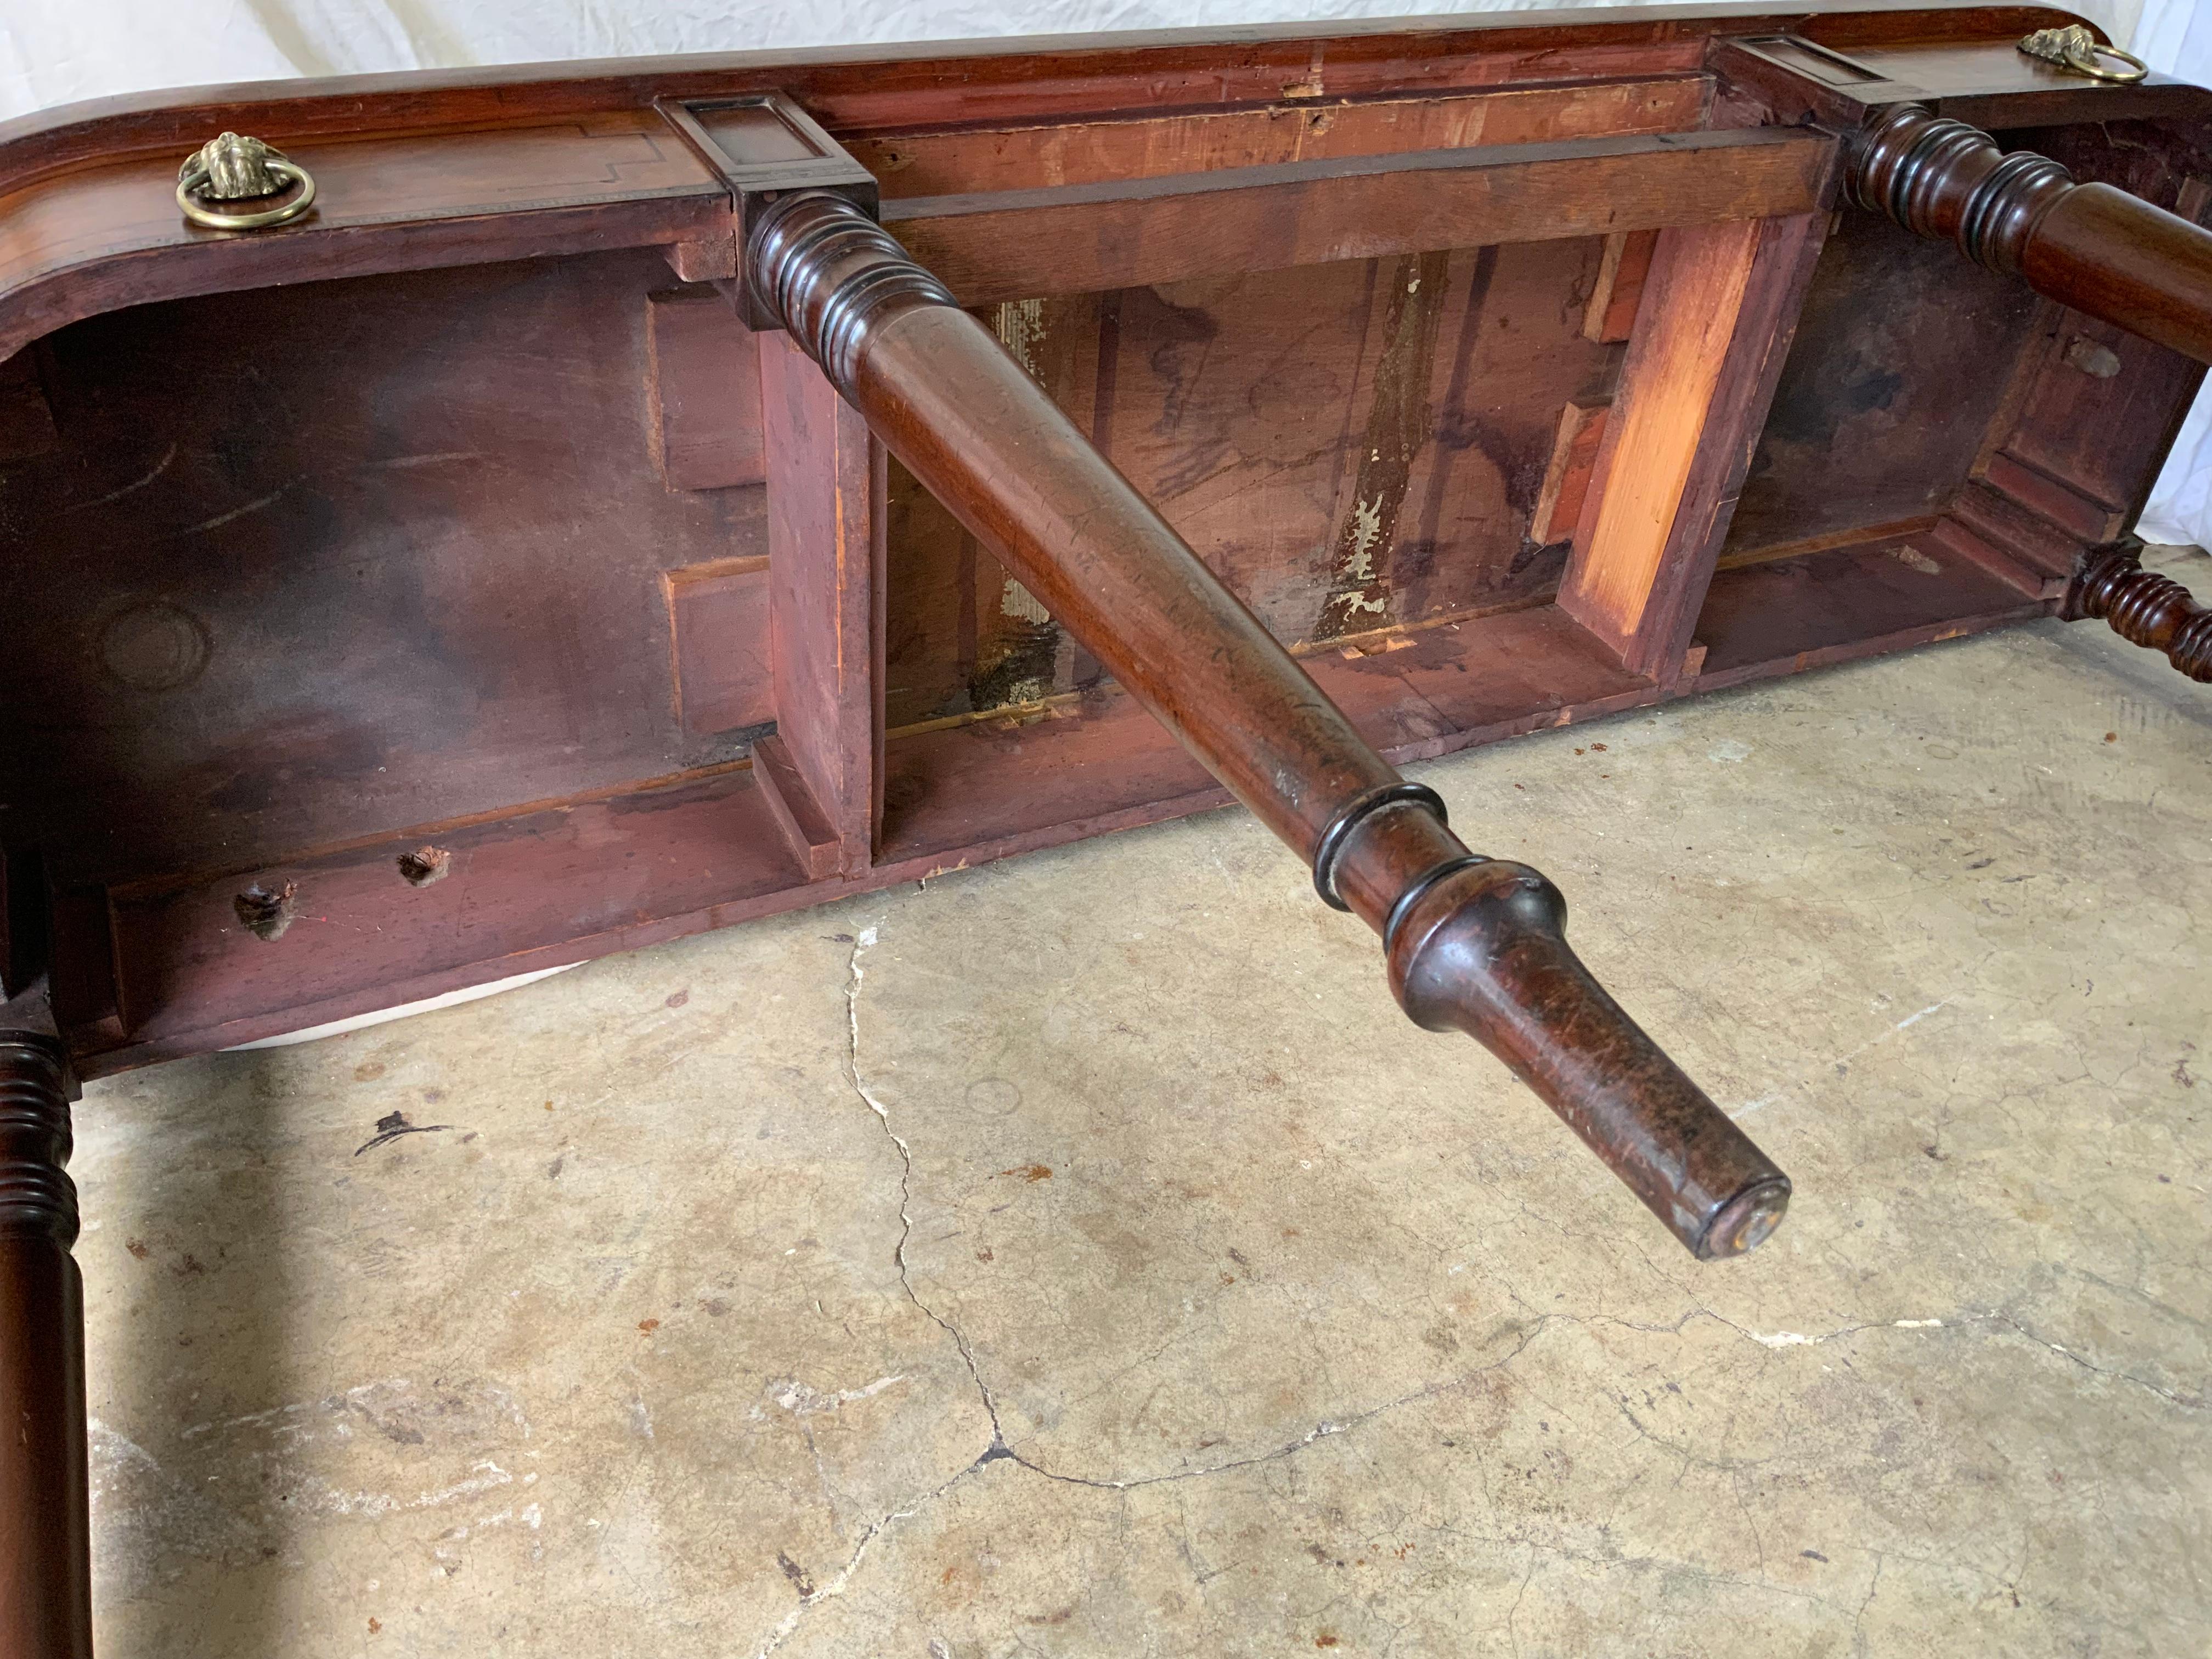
[
  {"x1": 176, "y1": 132, "x2": 317, "y2": 230},
  {"x1": 2019, "y1": 24, "x2": 2149, "y2": 84}
]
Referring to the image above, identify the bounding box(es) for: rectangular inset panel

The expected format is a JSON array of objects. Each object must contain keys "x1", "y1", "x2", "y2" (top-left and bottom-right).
[
  {"x1": 1722, "y1": 219, "x2": 2041, "y2": 561},
  {"x1": 663, "y1": 555, "x2": 773, "y2": 736},
  {"x1": 1, "y1": 250, "x2": 768, "y2": 890}
]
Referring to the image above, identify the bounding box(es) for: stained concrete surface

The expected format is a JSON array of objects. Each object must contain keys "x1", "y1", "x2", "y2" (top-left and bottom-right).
[{"x1": 78, "y1": 549, "x2": 2211, "y2": 1657}]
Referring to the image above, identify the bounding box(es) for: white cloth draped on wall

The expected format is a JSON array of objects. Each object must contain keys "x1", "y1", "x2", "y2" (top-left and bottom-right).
[{"x1": 2134, "y1": 0, "x2": 2212, "y2": 546}]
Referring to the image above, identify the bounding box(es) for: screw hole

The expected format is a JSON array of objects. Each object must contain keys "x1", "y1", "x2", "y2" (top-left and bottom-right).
[
  {"x1": 233, "y1": 881, "x2": 297, "y2": 941},
  {"x1": 396, "y1": 847, "x2": 452, "y2": 888}
]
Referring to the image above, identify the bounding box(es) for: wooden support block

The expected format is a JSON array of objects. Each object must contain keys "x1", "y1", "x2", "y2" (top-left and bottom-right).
[
  {"x1": 662, "y1": 238, "x2": 738, "y2": 283},
  {"x1": 1945, "y1": 478, "x2": 2095, "y2": 584},
  {"x1": 1926, "y1": 516, "x2": 2057, "y2": 600},
  {"x1": 1530, "y1": 399, "x2": 1611, "y2": 546},
  {"x1": 661, "y1": 555, "x2": 773, "y2": 736},
  {"x1": 751, "y1": 733, "x2": 841, "y2": 879},
  {"x1": 1980, "y1": 450, "x2": 2116, "y2": 542},
  {"x1": 759, "y1": 332, "x2": 885, "y2": 876},
  {"x1": 1583, "y1": 230, "x2": 1657, "y2": 343},
  {"x1": 1560, "y1": 211, "x2": 1830, "y2": 681},
  {"x1": 645, "y1": 288, "x2": 764, "y2": 492}
]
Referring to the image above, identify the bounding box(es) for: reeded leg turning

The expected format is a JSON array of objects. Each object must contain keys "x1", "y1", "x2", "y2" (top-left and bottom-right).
[
  {"x1": 0, "y1": 995, "x2": 92, "y2": 1659},
  {"x1": 2068, "y1": 542, "x2": 2212, "y2": 682}
]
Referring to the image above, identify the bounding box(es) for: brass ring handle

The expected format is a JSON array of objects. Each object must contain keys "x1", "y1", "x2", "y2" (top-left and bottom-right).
[
  {"x1": 2063, "y1": 40, "x2": 2151, "y2": 82},
  {"x1": 2019, "y1": 25, "x2": 2150, "y2": 85},
  {"x1": 176, "y1": 133, "x2": 317, "y2": 232}
]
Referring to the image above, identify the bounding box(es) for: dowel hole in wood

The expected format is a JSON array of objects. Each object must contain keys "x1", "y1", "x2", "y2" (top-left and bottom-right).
[
  {"x1": 233, "y1": 881, "x2": 297, "y2": 941},
  {"x1": 396, "y1": 847, "x2": 452, "y2": 888}
]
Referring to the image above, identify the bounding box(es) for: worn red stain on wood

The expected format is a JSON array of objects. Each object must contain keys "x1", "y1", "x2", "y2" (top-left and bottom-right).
[
  {"x1": 884, "y1": 237, "x2": 1620, "y2": 725},
  {"x1": 1318, "y1": 250, "x2": 1453, "y2": 639}
]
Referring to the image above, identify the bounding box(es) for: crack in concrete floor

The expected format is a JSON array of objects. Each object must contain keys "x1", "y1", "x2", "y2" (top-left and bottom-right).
[{"x1": 800, "y1": 882, "x2": 2207, "y2": 1655}]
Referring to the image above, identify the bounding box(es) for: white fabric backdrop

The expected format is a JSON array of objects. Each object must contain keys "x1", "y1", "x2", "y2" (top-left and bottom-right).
[
  {"x1": 1, "y1": 0, "x2": 2196, "y2": 541},
  {"x1": 2132, "y1": 0, "x2": 2212, "y2": 545}
]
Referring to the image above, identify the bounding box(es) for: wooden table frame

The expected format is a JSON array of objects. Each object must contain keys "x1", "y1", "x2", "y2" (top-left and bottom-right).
[{"x1": 3, "y1": 4, "x2": 2210, "y2": 1646}]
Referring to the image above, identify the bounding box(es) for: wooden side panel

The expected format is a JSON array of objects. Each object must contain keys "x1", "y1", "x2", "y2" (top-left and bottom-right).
[
  {"x1": 103, "y1": 770, "x2": 809, "y2": 1064},
  {"x1": 1694, "y1": 532, "x2": 2045, "y2": 688},
  {"x1": 0, "y1": 249, "x2": 769, "y2": 890},
  {"x1": 887, "y1": 127, "x2": 1833, "y2": 306},
  {"x1": 852, "y1": 78, "x2": 1710, "y2": 197},
  {"x1": 1561, "y1": 211, "x2": 1829, "y2": 680},
  {"x1": 645, "y1": 288, "x2": 764, "y2": 490},
  {"x1": 760, "y1": 332, "x2": 884, "y2": 872},
  {"x1": 1722, "y1": 216, "x2": 2043, "y2": 562},
  {"x1": 0, "y1": 119, "x2": 731, "y2": 362}
]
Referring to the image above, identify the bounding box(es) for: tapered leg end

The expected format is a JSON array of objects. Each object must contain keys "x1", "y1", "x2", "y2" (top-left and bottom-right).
[{"x1": 1697, "y1": 1176, "x2": 1791, "y2": 1260}]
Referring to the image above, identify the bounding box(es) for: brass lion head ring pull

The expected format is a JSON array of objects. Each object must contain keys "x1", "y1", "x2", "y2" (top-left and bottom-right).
[
  {"x1": 2019, "y1": 24, "x2": 2149, "y2": 84},
  {"x1": 177, "y1": 132, "x2": 317, "y2": 231}
]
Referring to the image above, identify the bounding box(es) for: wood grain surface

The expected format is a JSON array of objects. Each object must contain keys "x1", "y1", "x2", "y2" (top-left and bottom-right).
[{"x1": 2, "y1": 1, "x2": 2199, "y2": 1078}]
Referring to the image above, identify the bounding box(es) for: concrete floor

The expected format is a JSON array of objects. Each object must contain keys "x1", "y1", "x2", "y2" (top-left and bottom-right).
[{"x1": 78, "y1": 549, "x2": 2211, "y2": 1658}]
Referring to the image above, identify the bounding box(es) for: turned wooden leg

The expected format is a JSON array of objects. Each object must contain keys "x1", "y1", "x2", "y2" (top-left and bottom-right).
[
  {"x1": 2067, "y1": 543, "x2": 2212, "y2": 682},
  {"x1": 747, "y1": 191, "x2": 1791, "y2": 1257},
  {"x1": 0, "y1": 997, "x2": 91, "y2": 1659},
  {"x1": 1846, "y1": 104, "x2": 2212, "y2": 366}
]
